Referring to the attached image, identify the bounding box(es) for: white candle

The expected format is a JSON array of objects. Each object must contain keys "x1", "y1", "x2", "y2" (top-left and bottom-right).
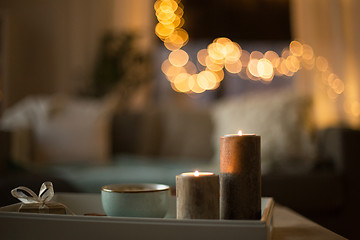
[{"x1": 176, "y1": 171, "x2": 219, "y2": 219}]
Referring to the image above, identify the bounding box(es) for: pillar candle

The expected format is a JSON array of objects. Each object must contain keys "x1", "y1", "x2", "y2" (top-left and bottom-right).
[
  {"x1": 220, "y1": 132, "x2": 261, "y2": 220},
  {"x1": 176, "y1": 171, "x2": 219, "y2": 219}
]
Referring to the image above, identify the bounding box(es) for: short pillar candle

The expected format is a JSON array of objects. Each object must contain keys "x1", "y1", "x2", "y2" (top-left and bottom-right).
[
  {"x1": 220, "y1": 132, "x2": 261, "y2": 220},
  {"x1": 176, "y1": 171, "x2": 219, "y2": 219}
]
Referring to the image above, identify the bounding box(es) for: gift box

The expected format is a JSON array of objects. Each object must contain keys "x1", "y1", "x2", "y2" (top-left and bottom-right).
[
  {"x1": 18, "y1": 202, "x2": 67, "y2": 214},
  {"x1": 11, "y1": 181, "x2": 71, "y2": 215}
]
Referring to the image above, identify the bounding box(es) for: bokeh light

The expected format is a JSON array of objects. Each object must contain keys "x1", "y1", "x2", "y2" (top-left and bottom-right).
[
  {"x1": 205, "y1": 56, "x2": 223, "y2": 72},
  {"x1": 169, "y1": 49, "x2": 189, "y2": 67},
  {"x1": 316, "y1": 56, "x2": 329, "y2": 72},
  {"x1": 225, "y1": 60, "x2": 242, "y2": 74},
  {"x1": 197, "y1": 71, "x2": 217, "y2": 90},
  {"x1": 250, "y1": 51, "x2": 263, "y2": 60},
  {"x1": 302, "y1": 44, "x2": 314, "y2": 60},
  {"x1": 248, "y1": 59, "x2": 260, "y2": 79},
  {"x1": 289, "y1": 40, "x2": 303, "y2": 57},
  {"x1": 197, "y1": 49, "x2": 208, "y2": 66},
  {"x1": 332, "y1": 78, "x2": 345, "y2": 94},
  {"x1": 184, "y1": 61, "x2": 198, "y2": 75},
  {"x1": 173, "y1": 72, "x2": 192, "y2": 93},
  {"x1": 257, "y1": 58, "x2": 274, "y2": 81},
  {"x1": 212, "y1": 69, "x2": 224, "y2": 82},
  {"x1": 189, "y1": 74, "x2": 206, "y2": 93},
  {"x1": 351, "y1": 101, "x2": 360, "y2": 117},
  {"x1": 155, "y1": 0, "x2": 345, "y2": 99}
]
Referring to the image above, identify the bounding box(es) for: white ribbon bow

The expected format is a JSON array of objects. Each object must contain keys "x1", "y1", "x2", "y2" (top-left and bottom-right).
[{"x1": 11, "y1": 182, "x2": 54, "y2": 204}]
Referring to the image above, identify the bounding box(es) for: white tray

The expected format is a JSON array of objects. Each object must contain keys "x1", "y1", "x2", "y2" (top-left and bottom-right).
[{"x1": 0, "y1": 193, "x2": 274, "y2": 240}]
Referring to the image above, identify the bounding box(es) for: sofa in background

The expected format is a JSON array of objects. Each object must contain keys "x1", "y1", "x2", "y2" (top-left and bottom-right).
[{"x1": 0, "y1": 87, "x2": 359, "y2": 239}]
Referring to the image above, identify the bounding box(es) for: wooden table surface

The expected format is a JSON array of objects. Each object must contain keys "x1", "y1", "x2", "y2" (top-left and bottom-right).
[{"x1": 273, "y1": 205, "x2": 347, "y2": 240}]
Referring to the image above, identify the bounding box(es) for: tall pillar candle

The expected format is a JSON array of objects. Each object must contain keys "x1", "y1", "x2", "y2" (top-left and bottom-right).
[
  {"x1": 176, "y1": 171, "x2": 219, "y2": 219},
  {"x1": 220, "y1": 133, "x2": 261, "y2": 220}
]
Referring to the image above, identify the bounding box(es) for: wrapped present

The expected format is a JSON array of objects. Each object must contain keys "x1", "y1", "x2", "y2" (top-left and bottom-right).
[
  {"x1": 18, "y1": 202, "x2": 67, "y2": 214},
  {"x1": 11, "y1": 182, "x2": 69, "y2": 214}
]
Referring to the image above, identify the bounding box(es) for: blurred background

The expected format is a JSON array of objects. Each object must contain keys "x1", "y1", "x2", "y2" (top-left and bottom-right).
[{"x1": 0, "y1": 0, "x2": 360, "y2": 238}]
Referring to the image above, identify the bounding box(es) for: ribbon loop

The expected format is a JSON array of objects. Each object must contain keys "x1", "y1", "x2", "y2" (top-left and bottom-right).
[
  {"x1": 39, "y1": 182, "x2": 54, "y2": 203},
  {"x1": 11, "y1": 182, "x2": 54, "y2": 204}
]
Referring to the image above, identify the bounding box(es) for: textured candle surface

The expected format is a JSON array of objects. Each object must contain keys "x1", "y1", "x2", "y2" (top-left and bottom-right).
[
  {"x1": 176, "y1": 173, "x2": 219, "y2": 219},
  {"x1": 220, "y1": 134, "x2": 261, "y2": 220}
]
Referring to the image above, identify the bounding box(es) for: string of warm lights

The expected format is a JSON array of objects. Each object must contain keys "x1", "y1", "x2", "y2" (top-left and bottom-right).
[{"x1": 154, "y1": 0, "x2": 345, "y2": 100}]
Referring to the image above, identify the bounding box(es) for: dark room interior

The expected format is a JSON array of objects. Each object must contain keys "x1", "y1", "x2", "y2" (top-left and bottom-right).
[{"x1": 0, "y1": 0, "x2": 359, "y2": 239}]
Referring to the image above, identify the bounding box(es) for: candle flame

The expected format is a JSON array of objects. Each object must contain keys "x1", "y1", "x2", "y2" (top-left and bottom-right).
[
  {"x1": 238, "y1": 130, "x2": 243, "y2": 136},
  {"x1": 181, "y1": 171, "x2": 215, "y2": 177}
]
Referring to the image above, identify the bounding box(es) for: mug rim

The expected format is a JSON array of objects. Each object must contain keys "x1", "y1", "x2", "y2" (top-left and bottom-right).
[{"x1": 101, "y1": 183, "x2": 170, "y2": 193}]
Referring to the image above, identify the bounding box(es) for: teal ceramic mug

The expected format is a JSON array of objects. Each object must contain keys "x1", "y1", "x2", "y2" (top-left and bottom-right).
[{"x1": 101, "y1": 183, "x2": 170, "y2": 218}]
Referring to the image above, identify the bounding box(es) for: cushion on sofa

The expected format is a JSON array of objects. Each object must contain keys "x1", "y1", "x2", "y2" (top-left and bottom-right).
[
  {"x1": 0, "y1": 95, "x2": 117, "y2": 164},
  {"x1": 212, "y1": 87, "x2": 317, "y2": 174}
]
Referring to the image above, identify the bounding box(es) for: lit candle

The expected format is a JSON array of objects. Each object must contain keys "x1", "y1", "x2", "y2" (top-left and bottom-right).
[
  {"x1": 176, "y1": 171, "x2": 219, "y2": 219},
  {"x1": 220, "y1": 131, "x2": 261, "y2": 220}
]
